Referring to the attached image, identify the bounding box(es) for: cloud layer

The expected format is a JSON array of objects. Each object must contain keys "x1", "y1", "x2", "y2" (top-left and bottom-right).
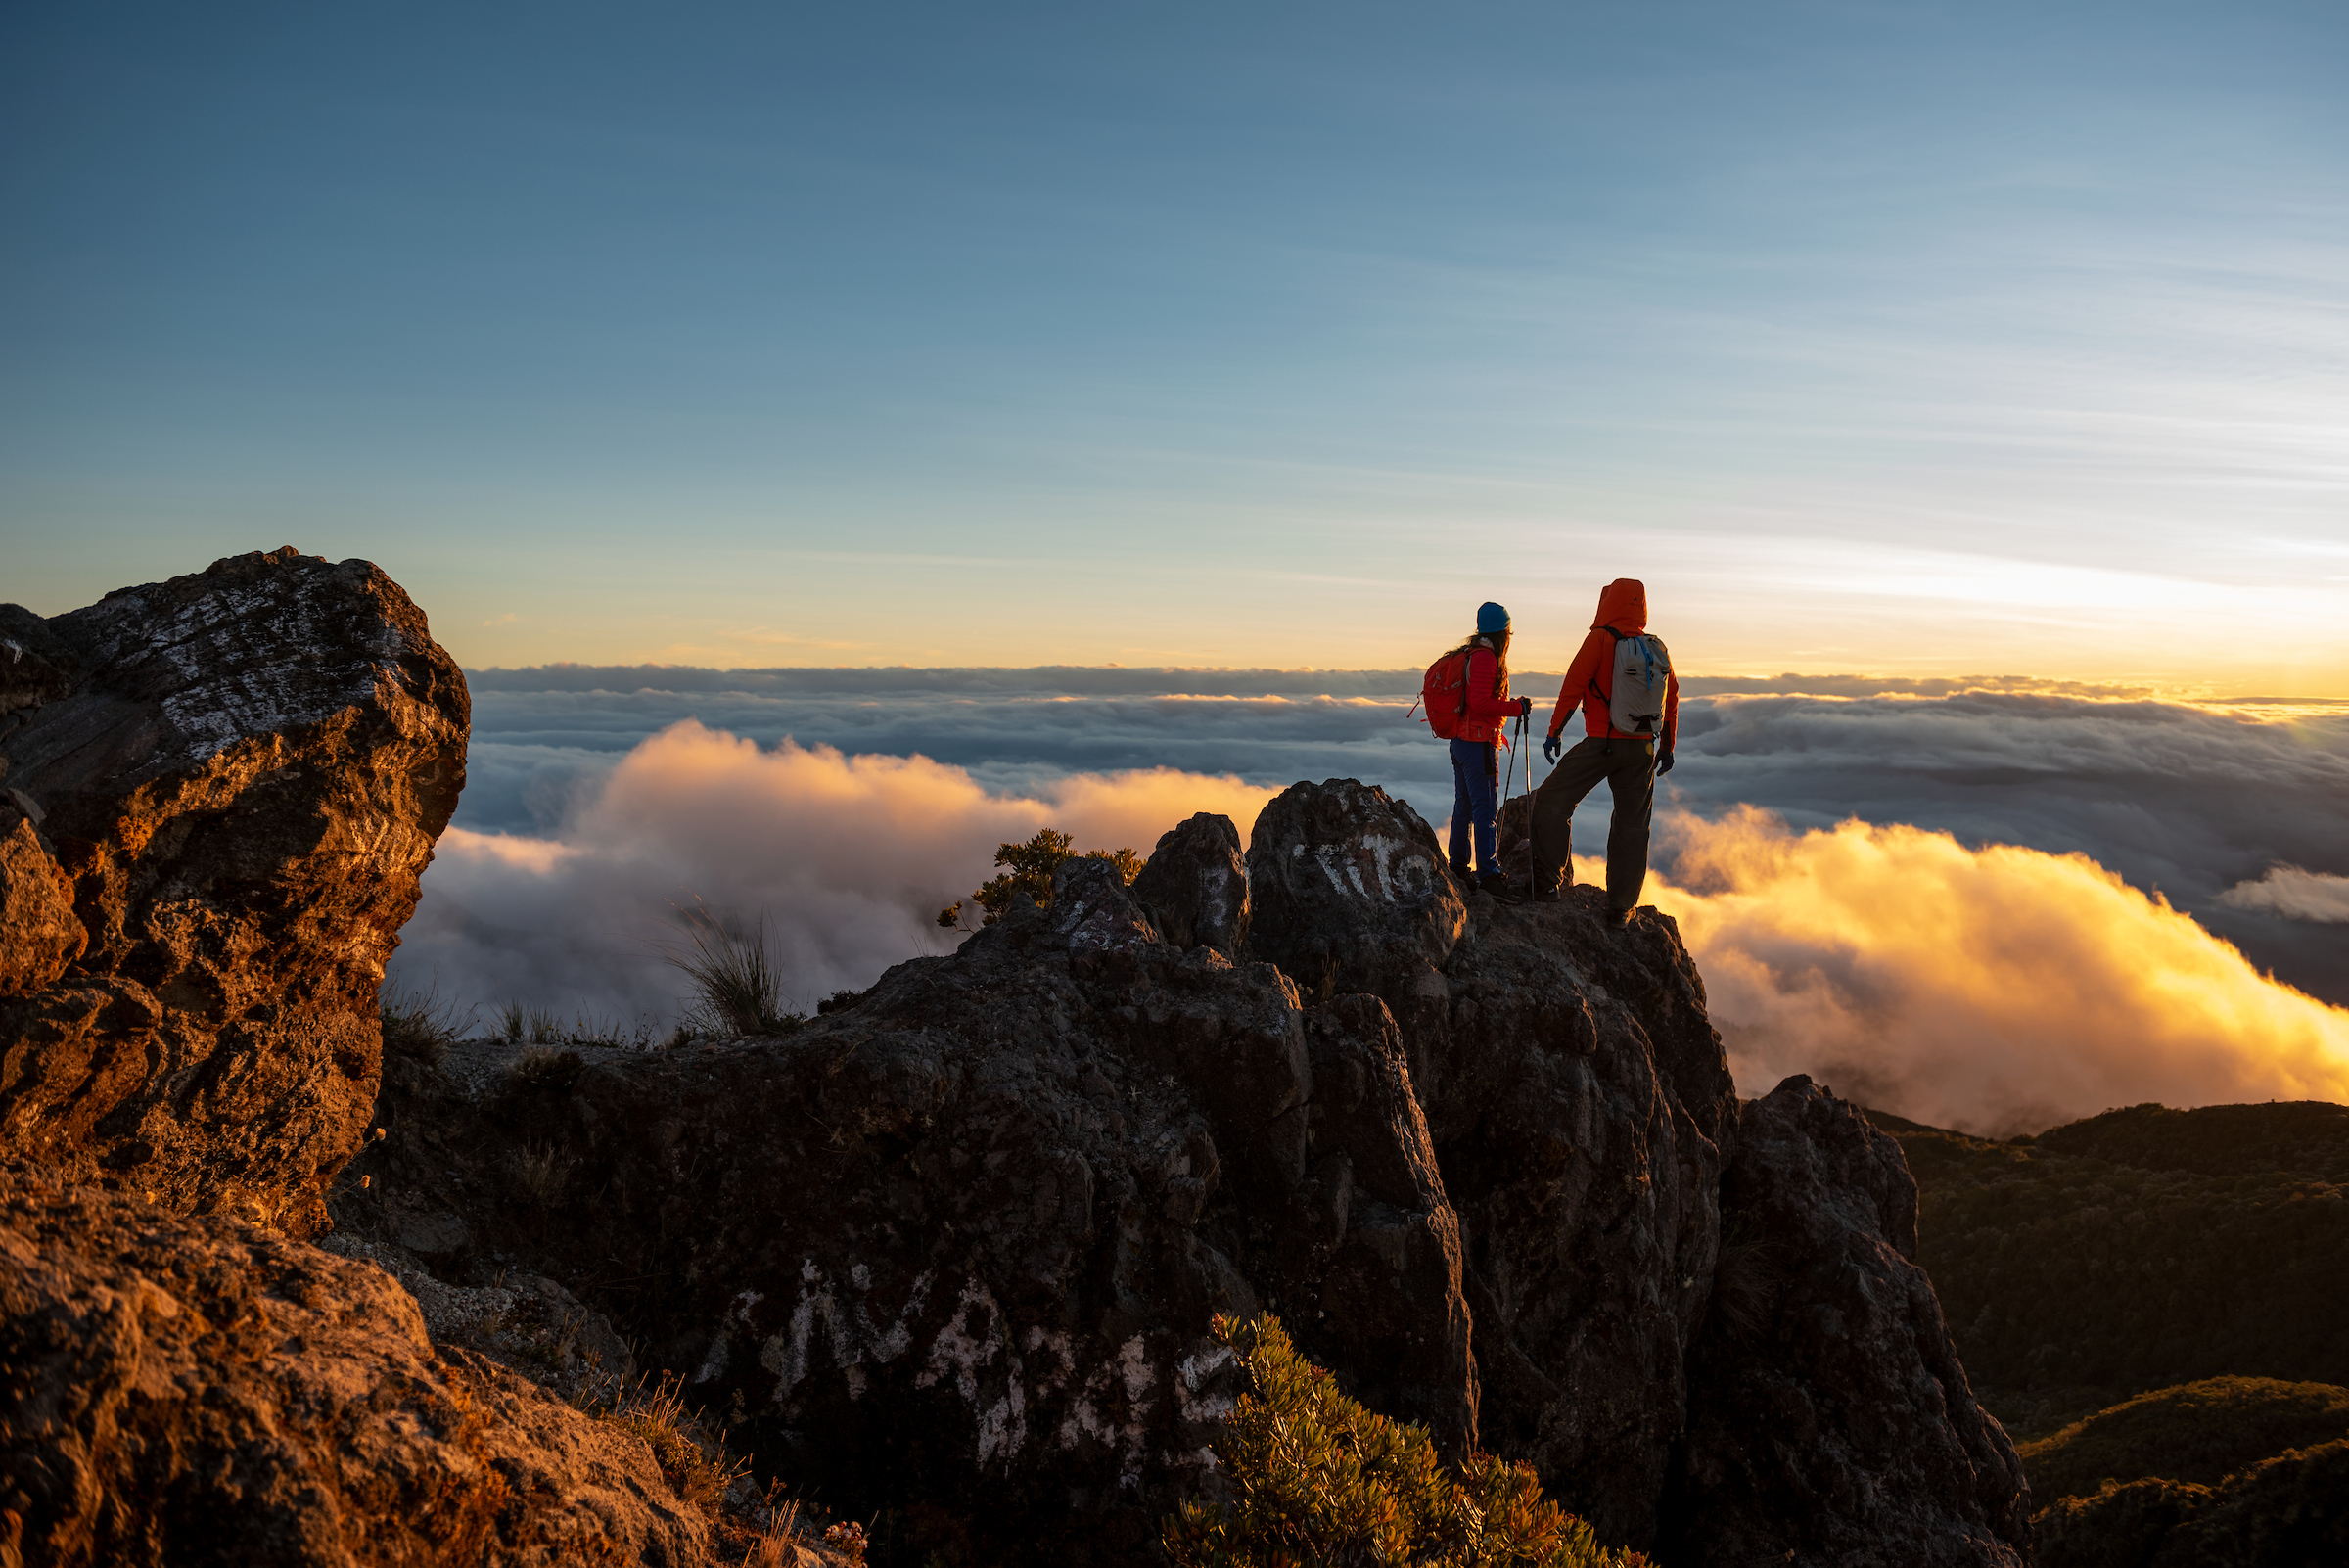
[
  {"x1": 392, "y1": 696, "x2": 2349, "y2": 1136},
  {"x1": 1622, "y1": 811, "x2": 2349, "y2": 1137},
  {"x1": 446, "y1": 669, "x2": 2349, "y2": 1002},
  {"x1": 392, "y1": 720, "x2": 1275, "y2": 1027}
]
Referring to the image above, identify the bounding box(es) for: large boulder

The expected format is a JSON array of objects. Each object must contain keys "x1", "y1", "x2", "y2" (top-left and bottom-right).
[
  {"x1": 1129, "y1": 811, "x2": 1250, "y2": 954},
  {"x1": 1663, "y1": 1076, "x2": 2032, "y2": 1566},
  {"x1": 0, "y1": 1165, "x2": 713, "y2": 1567},
  {"x1": 0, "y1": 549, "x2": 467, "y2": 1236},
  {"x1": 1245, "y1": 778, "x2": 1465, "y2": 999}
]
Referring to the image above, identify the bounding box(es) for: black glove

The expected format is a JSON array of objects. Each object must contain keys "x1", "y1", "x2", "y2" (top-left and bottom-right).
[
  {"x1": 1516, "y1": 696, "x2": 1534, "y2": 717},
  {"x1": 1657, "y1": 748, "x2": 1676, "y2": 775},
  {"x1": 1543, "y1": 732, "x2": 1562, "y2": 765}
]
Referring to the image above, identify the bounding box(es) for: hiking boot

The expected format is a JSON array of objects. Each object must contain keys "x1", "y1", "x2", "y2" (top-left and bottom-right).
[
  {"x1": 1531, "y1": 887, "x2": 1563, "y2": 903},
  {"x1": 1477, "y1": 871, "x2": 1517, "y2": 901},
  {"x1": 1603, "y1": 903, "x2": 1635, "y2": 929}
]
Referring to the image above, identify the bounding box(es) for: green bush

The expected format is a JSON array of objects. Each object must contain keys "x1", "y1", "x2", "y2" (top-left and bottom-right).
[
  {"x1": 939, "y1": 828, "x2": 1142, "y2": 929},
  {"x1": 2020, "y1": 1377, "x2": 2349, "y2": 1501},
  {"x1": 1162, "y1": 1314, "x2": 1648, "y2": 1568}
]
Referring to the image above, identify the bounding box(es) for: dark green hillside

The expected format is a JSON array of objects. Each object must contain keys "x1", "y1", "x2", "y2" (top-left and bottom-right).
[
  {"x1": 1870, "y1": 1101, "x2": 2349, "y2": 1430},
  {"x1": 1876, "y1": 1101, "x2": 2349, "y2": 1566},
  {"x1": 2017, "y1": 1377, "x2": 2349, "y2": 1502},
  {"x1": 2034, "y1": 1440, "x2": 2349, "y2": 1568}
]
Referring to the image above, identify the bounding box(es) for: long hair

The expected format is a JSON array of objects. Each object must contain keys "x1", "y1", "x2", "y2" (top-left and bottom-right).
[{"x1": 1450, "y1": 631, "x2": 1509, "y2": 697}]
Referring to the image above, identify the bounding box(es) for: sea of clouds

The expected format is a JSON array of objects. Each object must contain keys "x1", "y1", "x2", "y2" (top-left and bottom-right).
[{"x1": 388, "y1": 666, "x2": 2349, "y2": 1135}]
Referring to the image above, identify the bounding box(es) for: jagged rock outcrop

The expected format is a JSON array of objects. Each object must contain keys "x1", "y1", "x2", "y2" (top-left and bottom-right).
[
  {"x1": 0, "y1": 549, "x2": 467, "y2": 1236},
  {"x1": 338, "y1": 777, "x2": 2020, "y2": 1563},
  {"x1": 336, "y1": 856, "x2": 1476, "y2": 1562},
  {"x1": 1663, "y1": 1076, "x2": 2031, "y2": 1566},
  {"x1": 0, "y1": 1164, "x2": 713, "y2": 1567},
  {"x1": 1128, "y1": 811, "x2": 1250, "y2": 953}
]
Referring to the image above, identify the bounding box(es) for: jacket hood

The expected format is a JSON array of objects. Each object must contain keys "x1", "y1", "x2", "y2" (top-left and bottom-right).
[{"x1": 1592, "y1": 578, "x2": 1647, "y2": 634}]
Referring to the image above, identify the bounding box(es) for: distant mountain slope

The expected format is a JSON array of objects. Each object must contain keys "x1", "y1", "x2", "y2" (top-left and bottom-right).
[
  {"x1": 1876, "y1": 1102, "x2": 2349, "y2": 1566},
  {"x1": 1866, "y1": 1101, "x2": 2349, "y2": 1435}
]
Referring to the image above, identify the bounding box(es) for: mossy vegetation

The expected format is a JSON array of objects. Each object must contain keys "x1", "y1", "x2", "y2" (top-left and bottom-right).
[{"x1": 1162, "y1": 1314, "x2": 1649, "y2": 1568}]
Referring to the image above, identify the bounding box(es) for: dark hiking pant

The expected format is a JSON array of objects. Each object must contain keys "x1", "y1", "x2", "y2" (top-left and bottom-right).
[
  {"x1": 1448, "y1": 737, "x2": 1500, "y2": 877},
  {"x1": 1530, "y1": 734, "x2": 1656, "y2": 909}
]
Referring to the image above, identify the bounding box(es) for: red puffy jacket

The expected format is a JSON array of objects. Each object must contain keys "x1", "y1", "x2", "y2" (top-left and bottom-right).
[
  {"x1": 1544, "y1": 578, "x2": 1679, "y2": 750},
  {"x1": 1452, "y1": 639, "x2": 1518, "y2": 744}
]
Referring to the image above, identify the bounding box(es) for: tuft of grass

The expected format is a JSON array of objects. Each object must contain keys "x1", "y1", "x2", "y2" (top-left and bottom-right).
[
  {"x1": 588, "y1": 1370, "x2": 750, "y2": 1520},
  {"x1": 666, "y1": 901, "x2": 804, "y2": 1038},
  {"x1": 510, "y1": 1140, "x2": 577, "y2": 1208},
  {"x1": 497, "y1": 1001, "x2": 565, "y2": 1044},
  {"x1": 382, "y1": 983, "x2": 469, "y2": 1065},
  {"x1": 1162, "y1": 1314, "x2": 1649, "y2": 1567}
]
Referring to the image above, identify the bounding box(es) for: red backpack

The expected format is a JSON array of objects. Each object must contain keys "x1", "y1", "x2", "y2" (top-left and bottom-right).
[{"x1": 1413, "y1": 646, "x2": 1476, "y2": 739}]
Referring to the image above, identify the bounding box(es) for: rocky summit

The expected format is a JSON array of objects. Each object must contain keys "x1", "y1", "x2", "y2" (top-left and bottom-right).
[
  {"x1": 336, "y1": 788, "x2": 2030, "y2": 1564},
  {"x1": 0, "y1": 557, "x2": 2030, "y2": 1565}
]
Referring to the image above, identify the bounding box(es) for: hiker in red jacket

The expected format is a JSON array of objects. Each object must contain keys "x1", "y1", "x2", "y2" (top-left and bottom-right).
[
  {"x1": 1533, "y1": 578, "x2": 1679, "y2": 925},
  {"x1": 1447, "y1": 602, "x2": 1535, "y2": 898}
]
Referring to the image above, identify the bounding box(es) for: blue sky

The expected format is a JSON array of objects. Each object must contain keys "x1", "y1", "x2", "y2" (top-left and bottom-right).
[{"x1": 5, "y1": 1, "x2": 2346, "y2": 687}]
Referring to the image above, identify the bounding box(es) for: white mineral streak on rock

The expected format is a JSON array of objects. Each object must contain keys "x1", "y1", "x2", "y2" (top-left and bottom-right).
[
  {"x1": 762, "y1": 1262, "x2": 935, "y2": 1402},
  {"x1": 914, "y1": 1276, "x2": 1028, "y2": 1464},
  {"x1": 1055, "y1": 1334, "x2": 1160, "y2": 1489},
  {"x1": 1174, "y1": 1344, "x2": 1235, "y2": 1429},
  {"x1": 694, "y1": 1334, "x2": 729, "y2": 1385}
]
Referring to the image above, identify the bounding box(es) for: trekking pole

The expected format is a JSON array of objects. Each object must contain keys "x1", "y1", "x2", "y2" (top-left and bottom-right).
[{"x1": 1521, "y1": 707, "x2": 1537, "y2": 897}]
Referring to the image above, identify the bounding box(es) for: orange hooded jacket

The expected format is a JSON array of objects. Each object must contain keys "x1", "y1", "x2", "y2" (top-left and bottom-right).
[{"x1": 1544, "y1": 578, "x2": 1679, "y2": 750}]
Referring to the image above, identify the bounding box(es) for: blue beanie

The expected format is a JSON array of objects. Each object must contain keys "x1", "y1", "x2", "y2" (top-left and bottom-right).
[{"x1": 1477, "y1": 601, "x2": 1511, "y2": 634}]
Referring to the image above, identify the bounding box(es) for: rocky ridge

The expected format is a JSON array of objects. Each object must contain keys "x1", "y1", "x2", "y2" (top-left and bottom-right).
[
  {"x1": 3, "y1": 556, "x2": 2030, "y2": 1565},
  {"x1": 336, "y1": 789, "x2": 2029, "y2": 1564}
]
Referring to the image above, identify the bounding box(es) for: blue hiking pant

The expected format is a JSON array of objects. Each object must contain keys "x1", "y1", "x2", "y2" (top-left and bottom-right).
[{"x1": 1449, "y1": 738, "x2": 1499, "y2": 877}]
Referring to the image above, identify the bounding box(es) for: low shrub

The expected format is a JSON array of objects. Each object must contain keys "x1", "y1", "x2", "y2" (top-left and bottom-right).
[
  {"x1": 938, "y1": 827, "x2": 1142, "y2": 929},
  {"x1": 1162, "y1": 1314, "x2": 1649, "y2": 1568}
]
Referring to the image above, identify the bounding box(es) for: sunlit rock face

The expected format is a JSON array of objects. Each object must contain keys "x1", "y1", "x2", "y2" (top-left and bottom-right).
[
  {"x1": 0, "y1": 1165, "x2": 710, "y2": 1566},
  {"x1": 0, "y1": 549, "x2": 467, "y2": 1237},
  {"x1": 348, "y1": 779, "x2": 2023, "y2": 1562}
]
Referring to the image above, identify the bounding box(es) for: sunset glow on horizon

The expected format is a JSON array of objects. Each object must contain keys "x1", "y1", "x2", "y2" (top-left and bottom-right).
[{"x1": 5, "y1": 2, "x2": 2345, "y2": 695}]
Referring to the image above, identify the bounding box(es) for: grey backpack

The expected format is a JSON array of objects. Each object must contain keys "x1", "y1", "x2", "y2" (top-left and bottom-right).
[{"x1": 1603, "y1": 629, "x2": 1671, "y2": 737}]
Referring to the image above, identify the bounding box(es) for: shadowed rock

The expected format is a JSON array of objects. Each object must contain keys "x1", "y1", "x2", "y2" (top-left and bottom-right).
[
  {"x1": 323, "y1": 780, "x2": 2019, "y2": 1563},
  {"x1": 1245, "y1": 778, "x2": 1465, "y2": 1000},
  {"x1": 1129, "y1": 811, "x2": 1250, "y2": 953},
  {"x1": 0, "y1": 549, "x2": 467, "y2": 1237},
  {"x1": 1663, "y1": 1075, "x2": 2032, "y2": 1566}
]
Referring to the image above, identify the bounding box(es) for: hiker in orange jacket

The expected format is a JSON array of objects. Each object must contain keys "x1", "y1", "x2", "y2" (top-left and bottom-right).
[
  {"x1": 1532, "y1": 578, "x2": 1679, "y2": 924},
  {"x1": 1449, "y1": 602, "x2": 1536, "y2": 898}
]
